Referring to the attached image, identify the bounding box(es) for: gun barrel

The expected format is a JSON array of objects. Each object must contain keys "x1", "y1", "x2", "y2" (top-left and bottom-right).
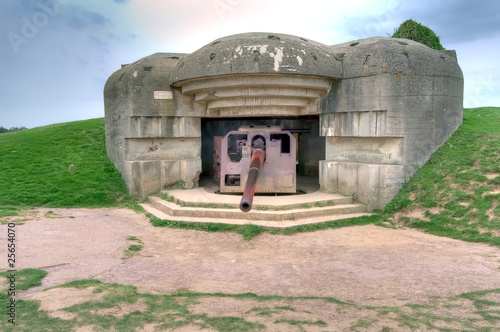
[{"x1": 239, "y1": 149, "x2": 265, "y2": 212}]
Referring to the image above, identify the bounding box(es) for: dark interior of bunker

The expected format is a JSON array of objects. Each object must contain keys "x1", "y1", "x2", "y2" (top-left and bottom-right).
[{"x1": 200, "y1": 115, "x2": 324, "y2": 192}]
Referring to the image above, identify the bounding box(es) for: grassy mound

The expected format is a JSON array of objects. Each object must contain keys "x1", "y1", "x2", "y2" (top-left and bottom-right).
[
  {"x1": 387, "y1": 107, "x2": 500, "y2": 246},
  {"x1": 0, "y1": 118, "x2": 130, "y2": 208}
]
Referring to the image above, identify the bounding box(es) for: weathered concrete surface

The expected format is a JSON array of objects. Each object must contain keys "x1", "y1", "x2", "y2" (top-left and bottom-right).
[
  {"x1": 176, "y1": 74, "x2": 333, "y2": 117},
  {"x1": 104, "y1": 33, "x2": 463, "y2": 211},
  {"x1": 104, "y1": 53, "x2": 202, "y2": 195},
  {"x1": 169, "y1": 33, "x2": 340, "y2": 118},
  {"x1": 170, "y1": 32, "x2": 343, "y2": 83},
  {"x1": 320, "y1": 37, "x2": 463, "y2": 209}
]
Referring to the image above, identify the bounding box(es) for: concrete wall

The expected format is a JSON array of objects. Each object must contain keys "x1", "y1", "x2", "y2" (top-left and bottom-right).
[
  {"x1": 318, "y1": 37, "x2": 463, "y2": 209},
  {"x1": 104, "y1": 53, "x2": 201, "y2": 196}
]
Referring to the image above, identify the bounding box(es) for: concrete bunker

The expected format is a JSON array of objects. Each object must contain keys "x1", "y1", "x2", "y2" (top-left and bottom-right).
[{"x1": 104, "y1": 33, "x2": 463, "y2": 211}]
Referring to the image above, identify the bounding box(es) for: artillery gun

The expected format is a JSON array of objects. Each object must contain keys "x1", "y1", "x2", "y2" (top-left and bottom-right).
[{"x1": 214, "y1": 126, "x2": 296, "y2": 212}]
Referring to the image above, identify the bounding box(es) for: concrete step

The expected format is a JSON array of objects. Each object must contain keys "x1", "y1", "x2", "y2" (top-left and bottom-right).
[
  {"x1": 161, "y1": 187, "x2": 354, "y2": 210},
  {"x1": 141, "y1": 200, "x2": 370, "y2": 228},
  {"x1": 144, "y1": 195, "x2": 369, "y2": 226}
]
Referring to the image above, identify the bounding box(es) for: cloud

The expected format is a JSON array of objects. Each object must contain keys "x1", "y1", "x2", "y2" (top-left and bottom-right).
[
  {"x1": 124, "y1": 0, "x2": 398, "y2": 51},
  {"x1": 343, "y1": 0, "x2": 500, "y2": 46},
  {"x1": 0, "y1": 1, "x2": 142, "y2": 128},
  {"x1": 62, "y1": 7, "x2": 112, "y2": 30},
  {"x1": 398, "y1": 0, "x2": 500, "y2": 45},
  {"x1": 341, "y1": 0, "x2": 414, "y2": 40}
]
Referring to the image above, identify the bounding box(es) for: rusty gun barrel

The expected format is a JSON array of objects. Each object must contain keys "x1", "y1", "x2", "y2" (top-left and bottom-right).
[{"x1": 239, "y1": 148, "x2": 265, "y2": 212}]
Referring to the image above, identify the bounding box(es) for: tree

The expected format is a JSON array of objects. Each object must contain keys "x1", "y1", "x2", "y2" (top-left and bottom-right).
[
  {"x1": 0, "y1": 126, "x2": 26, "y2": 134},
  {"x1": 392, "y1": 19, "x2": 444, "y2": 50}
]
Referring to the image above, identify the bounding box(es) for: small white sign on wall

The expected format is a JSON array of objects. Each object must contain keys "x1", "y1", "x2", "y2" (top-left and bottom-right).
[{"x1": 154, "y1": 91, "x2": 173, "y2": 99}]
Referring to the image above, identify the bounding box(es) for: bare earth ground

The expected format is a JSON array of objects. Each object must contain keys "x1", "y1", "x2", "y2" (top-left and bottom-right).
[{"x1": 1, "y1": 208, "x2": 500, "y2": 331}]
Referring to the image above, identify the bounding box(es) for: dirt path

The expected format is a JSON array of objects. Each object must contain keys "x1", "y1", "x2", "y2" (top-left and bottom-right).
[{"x1": 1, "y1": 208, "x2": 500, "y2": 330}]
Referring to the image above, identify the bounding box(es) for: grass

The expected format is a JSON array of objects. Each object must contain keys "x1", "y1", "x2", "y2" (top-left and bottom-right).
[
  {"x1": 386, "y1": 107, "x2": 500, "y2": 247},
  {"x1": 127, "y1": 245, "x2": 142, "y2": 252},
  {"x1": 123, "y1": 236, "x2": 144, "y2": 258},
  {"x1": 0, "y1": 118, "x2": 133, "y2": 208},
  {"x1": 0, "y1": 269, "x2": 47, "y2": 291},
  {"x1": 170, "y1": 289, "x2": 352, "y2": 306},
  {"x1": 350, "y1": 319, "x2": 371, "y2": 330},
  {"x1": 148, "y1": 214, "x2": 267, "y2": 240},
  {"x1": 0, "y1": 206, "x2": 21, "y2": 218},
  {"x1": 2, "y1": 269, "x2": 500, "y2": 331},
  {"x1": 148, "y1": 212, "x2": 380, "y2": 240}
]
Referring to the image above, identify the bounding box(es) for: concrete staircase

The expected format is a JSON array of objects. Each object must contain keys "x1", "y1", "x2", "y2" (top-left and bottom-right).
[{"x1": 141, "y1": 188, "x2": 370, "y2": 227}]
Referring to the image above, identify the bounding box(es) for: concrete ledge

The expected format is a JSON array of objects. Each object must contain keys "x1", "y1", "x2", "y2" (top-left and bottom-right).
[{"x1": 141, "y1": 199, "x2": 371, "y2": 228}]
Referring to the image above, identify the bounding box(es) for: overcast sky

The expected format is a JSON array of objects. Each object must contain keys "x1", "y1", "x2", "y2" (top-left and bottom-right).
[{"x1": 1, "y1": 0, "x2": 499, "y2": 128}]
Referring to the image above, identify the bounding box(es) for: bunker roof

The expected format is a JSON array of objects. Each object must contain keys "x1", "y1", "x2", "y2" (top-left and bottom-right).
[
  {"x1": 170, "y1": 32, "x2": 343, "y2": 85},
  {"x1": 331, "y1": 36, "x2": 462, "y2": 79}
]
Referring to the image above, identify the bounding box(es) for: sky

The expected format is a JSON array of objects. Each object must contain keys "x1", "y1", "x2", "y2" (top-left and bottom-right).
[{"x1": 0, "y1": 0, "x2": 499, "y2": 128}]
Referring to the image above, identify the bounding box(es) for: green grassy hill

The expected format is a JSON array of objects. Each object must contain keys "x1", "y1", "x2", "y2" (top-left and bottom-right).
[
  {"x1": 388, "y1": 107, "x2": 500, "y2": 246},
  {"x1": 0, "y1": 118, "x2": 130, "y2": 211},
  {"x1": 1, "y1": 108, "x2": 499, "y2": 245}
]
